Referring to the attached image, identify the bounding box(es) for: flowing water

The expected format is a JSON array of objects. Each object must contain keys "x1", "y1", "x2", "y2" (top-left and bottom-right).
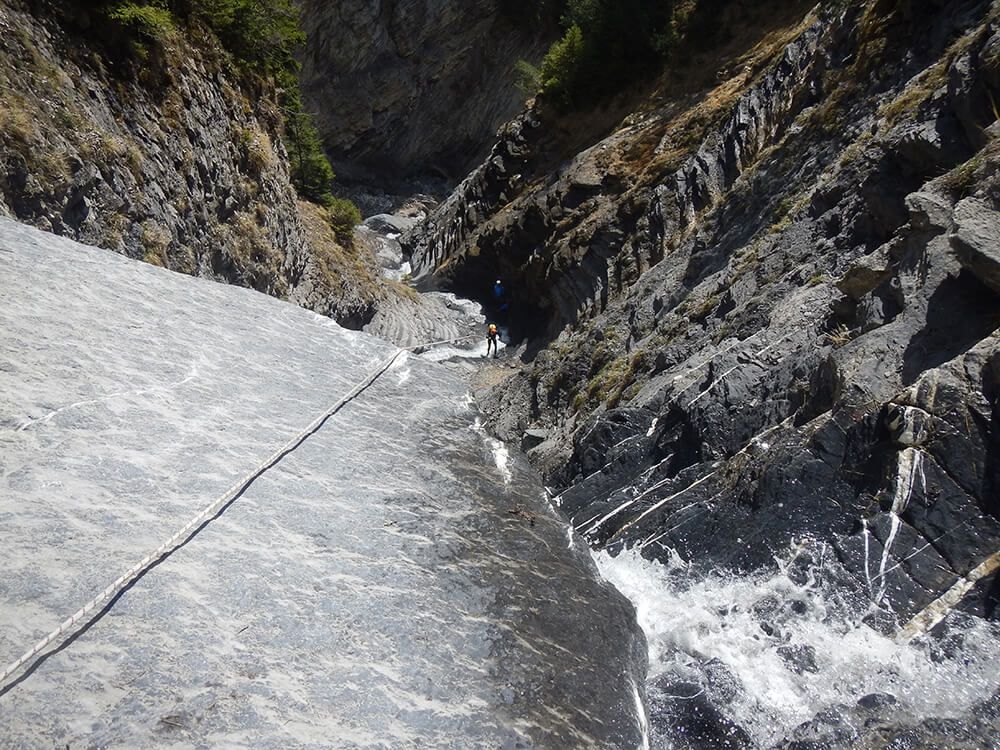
[
  {"x1": 361, "y1": 209, "x2": 509, "y2": 362},
  {"x1": 595, "y1": 545, "x2": 1000, "y2": 749}
]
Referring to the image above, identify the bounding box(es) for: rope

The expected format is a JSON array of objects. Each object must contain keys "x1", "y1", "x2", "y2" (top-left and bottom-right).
[
  {"x1": 0, "y1": 348, "x2": 407, "y2": 693},
  {"x1": 403, "y1": 334, "x2": 479, "y2": 350}
]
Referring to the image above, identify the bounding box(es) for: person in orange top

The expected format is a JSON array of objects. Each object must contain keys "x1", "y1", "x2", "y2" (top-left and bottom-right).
[{"x1": 486, "y1": 323, "x2": 499, "y2": 358}]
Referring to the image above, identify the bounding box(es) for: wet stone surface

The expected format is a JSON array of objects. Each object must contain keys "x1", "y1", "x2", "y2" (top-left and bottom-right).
[{"x1": 0, "y1": 219, "x2": 646, "y2": 748}]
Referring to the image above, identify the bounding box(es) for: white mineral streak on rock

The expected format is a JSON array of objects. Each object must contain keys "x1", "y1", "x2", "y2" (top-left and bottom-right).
[
  {"x1": 633, "y1": 680, "x2": 651, "y2": 750},
  {"x1": 0, "y1": 219, "x2": 645, "y2": 749},
  {"x1": 470, "y1": 418, "x2": 512, "y2": 486},
  {"x1": 492, "y1": 440, "x2": 513, "y2": 486},
  {"x1": 389, "y1": 350, "x2": 411, "y2": 385},
  {"x1": 862, "y1": 518, "x2": 876, "y2": 596},
  {"x1": 872, "y1": 448, "x2": 926, "y2": 604},
  {"x1": 899, "y1": 548, "x2": 1000, "y2": 641}
]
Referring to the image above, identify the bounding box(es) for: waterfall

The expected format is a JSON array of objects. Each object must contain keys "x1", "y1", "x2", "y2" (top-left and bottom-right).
[{"x1": 595, "y1": 545, "x2": 1000, "y2": 748}]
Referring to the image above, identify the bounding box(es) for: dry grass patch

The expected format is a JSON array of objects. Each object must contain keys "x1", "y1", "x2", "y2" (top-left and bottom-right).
[
  {"x1": 80, "y1": 130, "x2": 143, "y2": 179},
  {"x1": 0, "y1": 96, "x2": 38, "y2": 146},
  {"x1": 879, "y1": 26, "x2": 983, "y2": 126},
  {"x1": 825, "y1": 323, "x2": 853, "y2": 348},
  {"x1": 238, "y1": 126, "x2": 275, "y2": 176},
  {"x1": 297, "y1": 200, "x2": 383, "y2": 301},
  {"x1": 215, "y1": 211, "x2": 289, "y2": 296},
  {"x1": 0, "y1": 93, "x2": 73, "y2": 188},
  {"x1": 386, "y1": 279, "x2": 419, "y2": 303},
  {"x1": 140, "y1": 219, "x2": 171, "y2": 266},
  {"x1": 631, "y1": 4, "x2": 818, "y2": 185},
  {"x1": 100, "y1": 212, "x2": 129, "y2": 249},
  {"x1": 939, "y1": 137, "x2": 1000, "y2": 194}
]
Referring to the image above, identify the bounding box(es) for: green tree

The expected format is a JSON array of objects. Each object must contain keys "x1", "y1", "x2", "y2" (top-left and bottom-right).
[
  {"x1": 534, "y1": 0, "x2": 725, "y2": 110},
  {"x1": 274, "y1": 67, "x2": 334, "y2": 205},
  {"x1": 327, "y1": 197, "x2": 362, "y2": 243},
  {"x1": 539, "y1": 24, "x2": 586, "y2": 107},
  {"x1": 72, "y1": 0, "x2": 350, "y2": 207},
  {"x1": 104, "y1": 0, "x2": 175, "y2": 41},
  {"x1": 192, "y1": 0, "x2": 304, "y2": 74}
]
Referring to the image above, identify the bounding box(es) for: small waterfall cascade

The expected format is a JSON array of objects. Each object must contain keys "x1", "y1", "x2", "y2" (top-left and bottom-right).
[{"x1": 596, "y1": 545, "x2": 1000, "y2": 749}]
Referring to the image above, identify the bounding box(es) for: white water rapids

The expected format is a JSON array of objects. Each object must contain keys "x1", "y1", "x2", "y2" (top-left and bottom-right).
[{"x1": 595, "y1": 546, "x2": 1000, "y2": 748}]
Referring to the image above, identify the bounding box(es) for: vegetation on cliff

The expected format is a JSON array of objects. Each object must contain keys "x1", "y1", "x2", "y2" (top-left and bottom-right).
[
  {"x1": 0, "y1": 0, "x2": 387, "y2": 326},
  {"x1": 520, "y1": 0, "x2": 732, "y2": 109},
  {"x1": 75, "y1": 0, "x2": 341, "y2": 208}
]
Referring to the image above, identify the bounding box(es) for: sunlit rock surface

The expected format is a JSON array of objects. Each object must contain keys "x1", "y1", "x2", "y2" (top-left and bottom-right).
[{"x1": 0, "y1": 219, "x2": 646, "y2": 748}]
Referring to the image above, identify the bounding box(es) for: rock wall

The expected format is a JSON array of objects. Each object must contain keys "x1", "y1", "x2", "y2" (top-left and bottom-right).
[
  {"x1": 297, "y1": 0, "x2": 552, "y2": 185},
  {"x1": 0, "y1": 1, "x2": 386, "y2": 327},
  {"x1": 409, "y1": 0, "x2": 1000, "y2": 627}
]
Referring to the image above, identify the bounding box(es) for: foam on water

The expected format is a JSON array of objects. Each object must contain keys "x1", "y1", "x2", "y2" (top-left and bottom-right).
[
  {"x1": 427, "y1": 291, "x2": 486, "y2": 319},
  {"x1": 470, "y1": 418, "x2": 513, "y2": 486},
  {"x1": 419, "y1": 342, "x2": 492, "y2": 362},
  {"x1": 491, "y1": 438, "x2": 513, "y2": 486},
  {"x1": 389, "y1": 351, "x2": 411, "y2": 386},
  {"x1": 594, "y1": 546, "x2": 1000, "y2": 747}
]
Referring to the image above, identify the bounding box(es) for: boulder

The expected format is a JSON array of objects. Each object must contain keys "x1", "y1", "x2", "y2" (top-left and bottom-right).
[{"x1": 951, "y1": 197, "x2": 1000, "y2": 294}]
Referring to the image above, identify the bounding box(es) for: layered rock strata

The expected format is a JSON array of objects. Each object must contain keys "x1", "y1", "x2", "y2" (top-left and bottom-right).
[
  {"x1": 409, "y1": 0, "x2": 1000, "y2": 627},
  {"x1": 0, "y1": 1, "x2": 385, "y2": 327}
]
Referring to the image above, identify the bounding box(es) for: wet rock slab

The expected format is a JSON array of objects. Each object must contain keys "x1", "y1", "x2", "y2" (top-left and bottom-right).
[{"x1": 0, "y1": 219, "x2": 646, "y2": 748}]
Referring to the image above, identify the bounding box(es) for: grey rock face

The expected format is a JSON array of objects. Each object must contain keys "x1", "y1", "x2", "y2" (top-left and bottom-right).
[
  {"x1": 405, "y1": 8, "x2": 849, "y2": 339},
  {"x1": 410, "y1": 0, "x2": 1000, "y2": 638},
  {"x1": 0, "y1": 3, "x2": 385, "y2": 328},
  {"x1": 298, "y1": 0, "x2": 551, "y2": 184},
  {"x1": 395, "y1": 3, "x2": 1000, "y2": 746},
  {"x1": 951, "y1": 196, "x2": 1000, "y2": 293},
  {"x1": 0, "y1": 218, "x2": 648, "y2": 748}
]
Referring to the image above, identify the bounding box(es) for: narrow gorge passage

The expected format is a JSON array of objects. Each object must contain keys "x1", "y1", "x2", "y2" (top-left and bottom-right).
[{"x1": 4, "y1": 0, "x2": 1000, "y2": 746}]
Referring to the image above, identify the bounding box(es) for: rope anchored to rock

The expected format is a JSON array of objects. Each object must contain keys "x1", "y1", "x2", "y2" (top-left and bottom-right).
[
  {"x1": 0, "y1": 324, "x2": 501, "y2": 695},
  {"x1": 0, "y1": 347, "x2": 415, "y2": 694}
]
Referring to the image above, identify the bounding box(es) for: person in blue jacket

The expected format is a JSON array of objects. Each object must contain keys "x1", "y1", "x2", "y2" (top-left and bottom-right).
[{"x1": 493, "y1": 279, "x2": 508, "y2": 319}]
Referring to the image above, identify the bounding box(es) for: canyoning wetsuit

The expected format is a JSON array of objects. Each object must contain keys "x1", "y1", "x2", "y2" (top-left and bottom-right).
[{"x1": 486, "y1": 324, "x2": 499, "y2": 358}]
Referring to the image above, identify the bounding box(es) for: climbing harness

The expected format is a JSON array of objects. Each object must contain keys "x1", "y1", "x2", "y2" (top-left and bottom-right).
[{"x1": 0, "y1": 332, "x2": 484, "y2": 694}]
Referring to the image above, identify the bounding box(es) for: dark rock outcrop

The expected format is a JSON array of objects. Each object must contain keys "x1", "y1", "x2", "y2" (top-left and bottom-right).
[
  {"x1": 0, "y1": 1, "x2": 387, "y2": 327},
  {"x1": 413, "y1": 0, "x2": 1000, "y2": 640}
]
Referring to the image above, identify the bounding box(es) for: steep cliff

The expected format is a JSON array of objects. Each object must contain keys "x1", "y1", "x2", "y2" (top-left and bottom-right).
[
  {"x1": 407, "y1": 0, "x2": 1000, "y2": 632},
  {"x1": 297, "y1": 0, "x2": 553, "y2": 185},
  {"x1": 0, "y1": 0, "x2": 388, "y2": 327}
]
